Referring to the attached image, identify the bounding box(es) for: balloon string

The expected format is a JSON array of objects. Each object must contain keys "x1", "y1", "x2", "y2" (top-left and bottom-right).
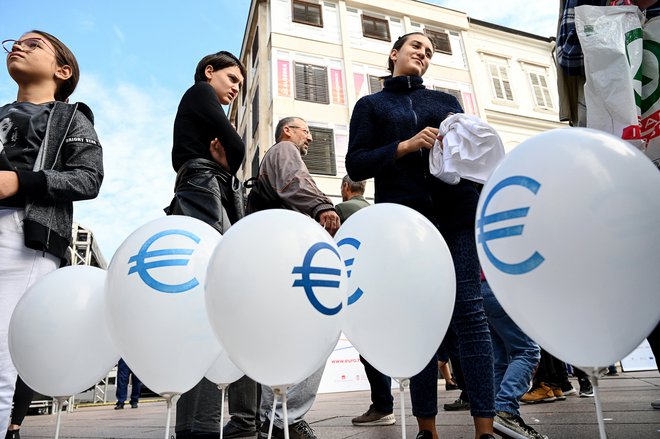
[
  {"x1": 591, "y1": 371, "x2": 607, "y2": 439},
  {"x1": 219, "y1": 386, "x2": 226, "y2": 439},
  {"x1": 164, "y1": 397, "x2": 172, "y2": 439},
  {"x1": 399, "y1": 379, "x2": 409, "y2": 439},
  {"x1": 282, "y1": 390, "x2": 290, "y2": 439},
  {"x1": 268, "y1": 392, "x2": 278, "y2": 439},
  {"x1": 54, "y1": 397, "x2": 65, "y2": 439}
]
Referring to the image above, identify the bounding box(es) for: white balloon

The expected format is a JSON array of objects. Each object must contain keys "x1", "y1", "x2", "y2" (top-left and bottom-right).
[
  {"x1": 205, "y1": 350, "x2": 244, "y2": 386},
  {"x1": 9, "y1": 266, "x2": 119, "y2": 398},
  {"x1": 205, "y1": 210, "x2": 345, "y2": 387},
  {"x1": 335, "y1": 203, "x2": 456, "y2": 379},
  {"x1": 105, "y1": 215, "x2": 222, "y2": 395},
  {"x1": 477, "y1": 128, "x2": 660, "y2": 368}
]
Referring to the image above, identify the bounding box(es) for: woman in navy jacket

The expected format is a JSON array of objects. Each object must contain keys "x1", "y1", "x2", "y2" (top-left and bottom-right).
[{"x1": 346, "y1": 32, "x2": 495, "y2": 439}]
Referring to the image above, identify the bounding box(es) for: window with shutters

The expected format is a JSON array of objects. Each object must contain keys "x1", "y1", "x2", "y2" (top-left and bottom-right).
[
  {"x1": 434, "y1": 86, "x2": 463, "y2": 109},
  {"x1": 292, "y1": 0, "x2": 323, "y2": 27},
  {"x1": 528, "y1": 71, "x2": 553, "y2": 109},
  {"x1": 368, "y1": 75, "x2": 383, "y2": 94},
  {"x1": 361, "y1": 14, "x2": 390, "y2": 41},
  {"x1": 251, "y1": 86, "x2": 259, "y2": 136},
  {"x1": 487, "y1": 61, "x2": 514, "y2": 102},
  {"x1": 425, "y1": 29, "x2": 452, "y2": 55},
  {"x1": 294, "y1": 63, "x2": 330, "y2": 104},
  {"x1": 303, "y1": 127, "x2": 336, "y2": 175}
]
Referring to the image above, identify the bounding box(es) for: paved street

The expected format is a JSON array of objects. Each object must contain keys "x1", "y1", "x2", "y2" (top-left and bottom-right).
[{"x1": 16, "y1": 371, "x2": 660, "y2": 438}]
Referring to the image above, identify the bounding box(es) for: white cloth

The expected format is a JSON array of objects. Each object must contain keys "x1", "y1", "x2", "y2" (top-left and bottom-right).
[
  {"x1": 429, "y1": 113, "x2": 505, "y2": 185},
  {"x1": 0, "y1": 208, "x2": 58, "y2": 432}
]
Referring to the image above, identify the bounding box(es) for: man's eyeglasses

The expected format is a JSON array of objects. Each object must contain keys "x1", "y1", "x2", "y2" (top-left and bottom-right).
[
  {"x1": 286, "y1": 126, "x2": 310, "y2": 136},
  {"x1": 2, "y1": 38, "x2": 55, "y2": 55}
]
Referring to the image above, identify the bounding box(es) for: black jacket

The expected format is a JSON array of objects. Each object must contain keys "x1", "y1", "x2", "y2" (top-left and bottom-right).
[
  {"x1": 346, "y1": 75, "x2": 479, "y2": 232},
  {"x1": 9, "y1": 101, "x2": 104, "y2": 261}
]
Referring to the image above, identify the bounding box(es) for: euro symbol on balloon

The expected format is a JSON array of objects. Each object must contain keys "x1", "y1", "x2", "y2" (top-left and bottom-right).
[
  {"x1": 336, "y1": 237, "x2": 364, "y2": 306},
  {"x1": 477, "y1": 175, "x2": 545, "y2": 275},
  {"x1": 292, "y1": 242, "x2": 343, "y2": 316},
  {"x1": 127, "y1": 229, "x2": 201, "y2": 293}
]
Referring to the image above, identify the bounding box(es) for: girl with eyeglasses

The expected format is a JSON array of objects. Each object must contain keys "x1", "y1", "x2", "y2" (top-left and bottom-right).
[
  {"x1": 0, "y1": 30, "x2": 104, "y2": 438},
  {"x1": 346, "y1": 32, "x2": 495, "y2": 439}
]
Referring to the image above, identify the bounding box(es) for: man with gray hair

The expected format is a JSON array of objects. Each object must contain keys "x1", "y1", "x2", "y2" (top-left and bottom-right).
[
  {"x1": 246, "y1": 116, "x2": 340, "y2": 234},
  {"x1": 238, "y1": 116, "x2": 339, "y2": 439},
  {"x1": 335, "y1": 175, "x2": 369, "y2": 223}
]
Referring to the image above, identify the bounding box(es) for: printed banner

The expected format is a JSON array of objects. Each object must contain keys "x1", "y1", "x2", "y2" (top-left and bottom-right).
[
  {"x1": 331, "y1": 68, "x2": 345, "y2": 105},
  {"x1": 277, "y1": 60, "x2": 291, "y2": 97}
]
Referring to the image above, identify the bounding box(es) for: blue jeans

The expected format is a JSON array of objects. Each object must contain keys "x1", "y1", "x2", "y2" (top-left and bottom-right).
[
  {"x1": 116, "y1": 359, "x2": 142, "y2": 405},
  {"x1": 410, "y1": 229, "x2": 495, "y2": 419},
  {"x1": 481, "y1": 281, "x2": 540, "y2": 416}
]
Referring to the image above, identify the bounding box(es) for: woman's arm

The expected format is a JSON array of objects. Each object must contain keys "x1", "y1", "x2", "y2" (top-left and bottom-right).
[
  {"x1": 15, "y1": 110, "x2": 103, "y2": 203},
  {"x1": 346, "y1": 98, "x2": 400, "y2": 181}
]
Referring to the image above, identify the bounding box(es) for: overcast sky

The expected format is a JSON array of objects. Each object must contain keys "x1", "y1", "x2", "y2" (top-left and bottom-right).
[{"x1": 0, "y1": 0, "x2": 559, "y2": 261}]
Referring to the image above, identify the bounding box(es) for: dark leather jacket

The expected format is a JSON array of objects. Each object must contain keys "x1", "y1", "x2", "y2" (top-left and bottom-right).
[{"x1": 165, "y1": 158, "x2": 244, "y2": 233}]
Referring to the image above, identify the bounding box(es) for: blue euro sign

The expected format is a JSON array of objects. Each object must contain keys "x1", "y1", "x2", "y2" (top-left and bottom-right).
[
  {"x1": 292, "y1": 242, "x2": 343, "y2": 316},
  {"x1": 336, "y1": 237, "x2": 364, "y2": 306},
  {"x1": 477, "y1": 176, "x2": 545, "y2": 275},
  {"x1": 127, "y1": 229, "x2": 201, "y2": 293}
]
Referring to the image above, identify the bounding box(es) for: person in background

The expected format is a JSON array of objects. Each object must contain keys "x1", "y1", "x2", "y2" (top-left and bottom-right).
[
  {"x1": 114, "y1": 359, "x2": 142, "y2": 410},
  {"x1": 336, "y1": 177, "x2": 398, "y2": 428},
  {"x1": 335, "y1": 175, "x2": 369, "y2": 223},
  {"x1": 346, "y1": 32, "x2": 495, "y2": 439},
  {"x1": 481, "y1": 280, "x2": 546, "y2": 439},
  {"x1": 0, "y1": 31, "x2": 104, "y2": 438},
  {"x1": 556, "y1": 0, "x2": 658, "y2": 126},
  {"x1": 440, "y1": 328, "x2": 471, "y2": 412},
  {"x1": 522, "y1": 350, "x2": 594, "y2": 404},
  {"x1": 246, "y1": 116, "x2": 339, "y2": 439}
]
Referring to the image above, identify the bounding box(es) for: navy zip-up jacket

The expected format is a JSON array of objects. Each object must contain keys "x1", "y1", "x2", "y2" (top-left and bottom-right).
[{"x1": 346, "y1": 75, "x2": 479, "y2": 232}]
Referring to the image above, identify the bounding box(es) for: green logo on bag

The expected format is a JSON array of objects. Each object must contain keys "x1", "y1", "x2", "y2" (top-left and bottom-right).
[{"x1": 641, "y1": 39, "x2": 660, "y2": 114}]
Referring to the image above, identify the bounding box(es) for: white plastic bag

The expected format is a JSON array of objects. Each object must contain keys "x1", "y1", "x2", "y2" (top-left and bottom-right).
[
  {"x1": 641, "y1": 16, "x2": 660, "y2": 167},
  {"x1": 575, "y1": 4, "x2": 644, "y2": 146}
]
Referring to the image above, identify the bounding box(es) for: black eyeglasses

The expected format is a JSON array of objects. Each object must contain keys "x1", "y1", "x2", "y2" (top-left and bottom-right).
[
  {"x1": 2, "y1": 38, "x2": 55, "y2": 55},
  {"x1": 286, "y1": 126, "x2": 311, "y2": 136}
]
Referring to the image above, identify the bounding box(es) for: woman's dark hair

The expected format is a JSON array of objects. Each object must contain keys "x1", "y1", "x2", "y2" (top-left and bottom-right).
[
  {"x1": 31, "y1": 30, "x2": 79, "y2": 102},
  {"x1": 194, "y1": 51, "x2": 246, "y2": 83},
  {"x1": 387, "y1": 32, "x2": 435, "y2": 74}
]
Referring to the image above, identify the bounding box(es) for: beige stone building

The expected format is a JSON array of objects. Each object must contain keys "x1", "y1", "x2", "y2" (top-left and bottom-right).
[{"x1": 229, "y1": 0, "x2": 565, "y2": 202}]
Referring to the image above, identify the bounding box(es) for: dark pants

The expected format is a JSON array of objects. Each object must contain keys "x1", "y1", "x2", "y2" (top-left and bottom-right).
[
  {"x1": 10, "y1": 377, "x2": 33, "y2": 426},
  {"x1": 226, "y1": 375, "x2": 261, "y2": 431},
  {"x1": 410, "y1": 229, "x2": 495, "y2": 419},
  {"x1": 116, "y1": 359, "x2": 142, "y2": 405},
  {"x1": 359, "y1": 356, "x2": 393, "y2": 413},
  {"x1": 176, "y1": 378, "x2": 222, "y2": 435},
  {"x1": 534, "y1": 350, "x2": 588, "y2": 387}
]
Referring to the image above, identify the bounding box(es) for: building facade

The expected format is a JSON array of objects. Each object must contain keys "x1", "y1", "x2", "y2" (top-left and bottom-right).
[{"x1": 229, "y1": 0, "x2": 565, "y2": 202}]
